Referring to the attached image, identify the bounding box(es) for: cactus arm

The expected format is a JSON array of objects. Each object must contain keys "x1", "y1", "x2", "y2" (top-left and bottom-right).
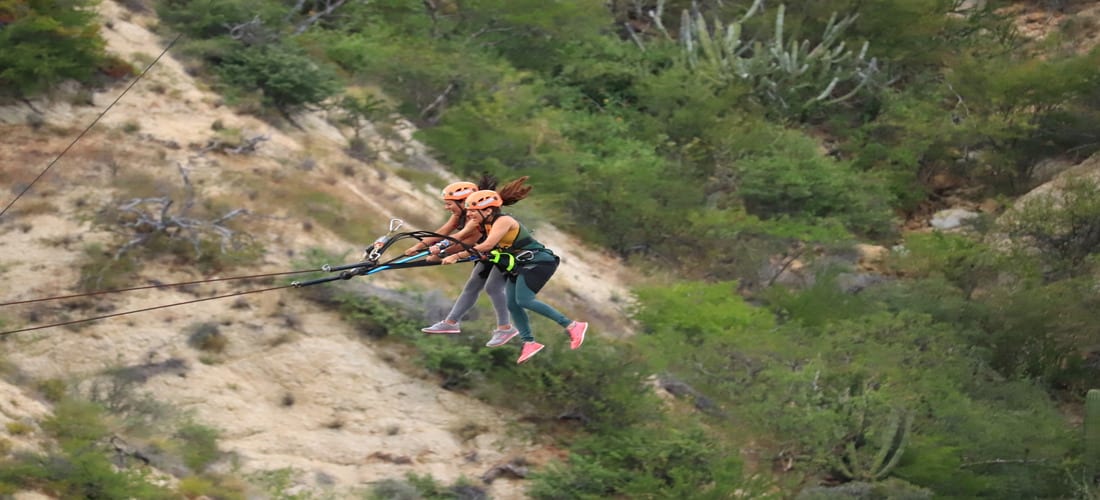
[
  {"x1": 869, "y1": 410, "x2": 902, "y2": 479},
  {"x1": 740, "y1": 0, "x2": 765, "y2": 23},
  {"x1": 839, "y1": 440, "x2": 861, "y2": 479},
  {"x1": 1087, "y1": 389, "x2": 1100, "y2": 483},
  {"x1": 675, "y1": 2, "x2": 878, "y2": 115},
  {"x1": 680, "y1": 9, "x2": 695, "y2": 67},
  {"x1": 873, "y1": 411, "x2": 913, "y2": 481},
  {"x1": 774, "y1": 4, "x2": 785, "y2": 48},
  {"x1": 649, "y1": 0, "x2": 671, "y2": 40}
]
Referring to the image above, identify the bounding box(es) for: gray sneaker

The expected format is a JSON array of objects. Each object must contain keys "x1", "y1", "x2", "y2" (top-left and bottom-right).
[
  {"x1": 485, "y1": 327, "x2": 519, "y2": 347},
  {"x1": 422, "y1": 320, "x2": 461, "y2": 334}
]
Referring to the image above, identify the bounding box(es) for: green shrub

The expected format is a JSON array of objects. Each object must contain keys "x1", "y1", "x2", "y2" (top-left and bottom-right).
[
  {"x1": 367, "y1": 472, "x2": 484, "y2": 500},
  {"x1": 1000, "y1": 177, "x2": 1100, "y2": 279},
  {"x1": 0, "y1": 0, "x2": 107, "y2": 97},
  {"x1": 186, "y1": 322, "x2": 228, "y2": 353},
  {"x1": 528, "y1": 427, "x2": 757, "y2": 500},
  {"x1": 634, "y1": 276, "x2": 1077, "y2": 496},
  {"x1": 0, "y1": 399, "x2": 174, "y2": 499},
  {"x1": 176, "y1": 422, "x2": 220, "y2": 472},
  {"x1": 156, "y1": 0, "x2": 281, "y2": 39},
  {"x1": 734, "y1": 128, "x2": 896, "y2": 238},
  {"x1": 796, "y1": 478, "x2": 933, "y2": 500},
  {"x1": 216, "y1": 42, "x2": 341, "y2": 112},
  {"x1": 505, "y1": 343, "x2": 659, "y2": 431},
  {"x1": 35, "y1": 378, "x2": 67, "y2": 403},
  {"x1": 77, "y1": 243, "x2": 140, "y2": 292}
]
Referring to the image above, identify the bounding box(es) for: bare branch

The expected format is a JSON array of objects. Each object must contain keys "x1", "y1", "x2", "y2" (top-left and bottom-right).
[
  {"x1": 293, "y1": 0, "x2": 349, "y2": 35},
  {"x1": 106, "y1": 168, "x2": 252, "y2": 261},
  {"x1": 420, "y1": 81, "x2": 457, "y2": 122},
  {"x1": 960, "y1": 458, "x2": 1050, "y2": 469},
  {"x1": 284, "y1": 0, "x2": 310, "y2": 23}
]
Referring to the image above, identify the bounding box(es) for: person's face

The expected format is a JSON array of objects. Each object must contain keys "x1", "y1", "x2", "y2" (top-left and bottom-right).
[
  {"x1": 466, "y1": 208, "x2": 489, "y2": 224},
  {"x1": 444, "y1": 199, "x2": 462, "y2": 215}
]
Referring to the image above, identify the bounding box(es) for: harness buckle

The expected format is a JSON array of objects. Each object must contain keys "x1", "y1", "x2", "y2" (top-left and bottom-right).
[{"x1": 514, "y1": 250, "x2": 537, "y2": 262}]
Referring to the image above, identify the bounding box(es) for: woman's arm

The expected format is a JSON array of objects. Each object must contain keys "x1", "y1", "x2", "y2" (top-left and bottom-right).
[
  {"x1": 428, "y1": 223, "x2": 481, "y2": 259},
  {"x1": 442, "y1": 216, "x2": 517, "y2": 262},
  {"x1": 404, "y1": 214, "x2": 461, "y2": 255}
]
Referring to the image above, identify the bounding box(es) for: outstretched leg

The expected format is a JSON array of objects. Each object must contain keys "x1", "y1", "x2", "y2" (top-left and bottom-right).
[
  {"x1": 512, "y1": 274, "x2": 570, "y2": 329},
  {"x1": 444, "y1": 264, "x2": 491, "y2": 323},
  {"x1": 483, "y1": 267, "x2": 511, "y2": 327}
]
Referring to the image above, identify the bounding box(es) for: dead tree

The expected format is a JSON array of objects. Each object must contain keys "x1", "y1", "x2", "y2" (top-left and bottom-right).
[{"x1": 110, "y1": 164, "x2": 250, "y2": 260}]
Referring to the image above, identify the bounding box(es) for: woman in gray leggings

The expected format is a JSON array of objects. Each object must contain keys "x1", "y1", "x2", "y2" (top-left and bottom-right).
[{"x1": 406, "y1": 178, "x2": 530, "y2": 347}]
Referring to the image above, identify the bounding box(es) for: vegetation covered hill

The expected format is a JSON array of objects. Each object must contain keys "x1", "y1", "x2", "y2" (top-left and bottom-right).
[{"x1": 3, "y1": 0, "x2": 1100, "y2": 498}]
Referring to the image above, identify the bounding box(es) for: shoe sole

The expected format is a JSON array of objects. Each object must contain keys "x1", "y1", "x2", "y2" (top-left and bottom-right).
[
  {"x1": 569, "y1": 323, "x2": 587, "y2": 350},
  {"x1": 421, "y1": 329, "x2": 460, "y2": 335},
  {"x1": 517, "y1": 344, "x2": 544, "y2": 364}
]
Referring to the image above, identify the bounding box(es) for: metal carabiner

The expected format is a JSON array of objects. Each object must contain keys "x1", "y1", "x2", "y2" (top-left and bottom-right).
[{"x1": 364, "y1": 218, "x2": 406, "y2": 261}]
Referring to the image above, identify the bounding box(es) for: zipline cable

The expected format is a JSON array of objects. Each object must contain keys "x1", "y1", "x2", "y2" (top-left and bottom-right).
[
  {"x1": 0, "y1": 283, "x2": 293, "y2": 337},
  {"x1": 0, "y1": 267, "x2": 324, "y2": 307},
  {"x1": 0, "y1": 229, "x2": 467, "y2": 335},
  {"x1": 0, "y1": 33, "x2": 183, "y2": 219}
]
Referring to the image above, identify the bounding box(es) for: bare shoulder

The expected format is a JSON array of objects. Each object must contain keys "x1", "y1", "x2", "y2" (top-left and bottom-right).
[{"x1": 495, "y1": 215, "x2": 519, "y2": 228}]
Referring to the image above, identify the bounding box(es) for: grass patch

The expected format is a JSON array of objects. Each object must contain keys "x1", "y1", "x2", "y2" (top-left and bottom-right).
[
  {"x1": 10, "y1": 199, "x2": 56, "y2": 217},
  {"x1": 392, "y1": 166, "x2": 446, "y2": 191},
  {"x1": 4, "y1": 421, "x2": 32, "y2": 436},
  {"x1": 278, "y1": 187, "x2": 388, "y2": 244},
  {"x1": 35, "y1": 378, "x2": 67, "y2": 403},
  {"x1": 186, "y1": 322, "x2": 228, "y2": 354},
  {"x1": 77, "y1": 243, "x2": 140, "y2": 292}
]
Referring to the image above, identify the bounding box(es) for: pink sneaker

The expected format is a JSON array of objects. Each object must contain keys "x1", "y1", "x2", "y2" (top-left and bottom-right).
[
  {"x1": 566, "y1": 321, "x2": 587, "y2": 350},
  {"x1": 517, "y1": 341, "x2": 545, "y2": 364}
]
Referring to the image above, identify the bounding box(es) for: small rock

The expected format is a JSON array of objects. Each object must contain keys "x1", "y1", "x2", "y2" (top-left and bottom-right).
[{"x1": 930, "y1": 208, "x2": 980, "y2": 230}]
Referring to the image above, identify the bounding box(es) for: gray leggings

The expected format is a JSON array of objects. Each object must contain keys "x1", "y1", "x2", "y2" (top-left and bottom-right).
[{"x1": 445, "y1": 263, "x2": 510, "y2": 325}]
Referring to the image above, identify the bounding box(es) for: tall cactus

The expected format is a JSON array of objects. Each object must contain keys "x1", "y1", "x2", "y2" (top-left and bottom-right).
[
  {"x1": 833, "y1": 407, "x2": 913, "y2": 481},
  {"x1": 1088, "y1": 389, "x2": 1100, "y2": 485},
  {"x1": 674, "y1": 0, "x2": 879, "y2": 115}
]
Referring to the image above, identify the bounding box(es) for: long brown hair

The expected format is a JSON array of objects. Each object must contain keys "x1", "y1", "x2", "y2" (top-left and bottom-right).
[
  {"x1": 498, "y1": 176, "x2": 532, "y2": 206},
  {"x1": 477, "y1": 172, "x2": 498, "y2": 191}
]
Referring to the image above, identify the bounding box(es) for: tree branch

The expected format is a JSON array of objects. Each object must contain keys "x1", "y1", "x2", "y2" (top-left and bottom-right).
[{"x1": 293, "y1": 0, "x2": 349, "y2": 35}]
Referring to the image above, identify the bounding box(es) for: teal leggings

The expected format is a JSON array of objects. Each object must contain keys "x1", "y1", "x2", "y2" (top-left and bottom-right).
[{"x1": 505, "y1": 275, "x2": 571, "y2": 342}]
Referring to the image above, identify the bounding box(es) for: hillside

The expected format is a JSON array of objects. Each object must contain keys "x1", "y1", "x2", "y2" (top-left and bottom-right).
[{"x1": 0, "y1": 1, "x2": 637, "y2": 498}]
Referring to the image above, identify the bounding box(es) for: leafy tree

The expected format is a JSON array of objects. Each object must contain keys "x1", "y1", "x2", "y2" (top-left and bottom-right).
[
  {"x1": 427, "y1": 0, "x2": 610, "y2": 73},
  {"x1": 155, "y1": 0, "x2": 284, "y2": 39},
  {"x1": 731, "y1": 127, "x2": 896, "y2": 238},
  {"x1": 216, "y1": 41, "x2": 341, "y2": 112},
  {"x1": 0, "y1": 0, "x2": 107, "y2": 97},
  {"x1": 1000, "y1": 176, "x2": 1100, "y2": 278}
]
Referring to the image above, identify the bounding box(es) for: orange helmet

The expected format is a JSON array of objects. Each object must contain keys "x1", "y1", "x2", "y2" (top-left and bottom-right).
[
  {"x1": 465, "y1": 190, "x2": 503, "y2": 210},
  {"x1": 442, "y1": 181, "x2": 478, "y2": 201}
]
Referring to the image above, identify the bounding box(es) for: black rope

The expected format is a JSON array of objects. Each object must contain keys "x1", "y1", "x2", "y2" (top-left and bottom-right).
[
  {"x1": 0, "y1": 283, "x2": 292, "y2": 337},
  {"x1": 0, "y1": 33, "x2": 183, "y2": 219},
  {"x1": 0, "y1": 230, "x2": 477, "y2": 335},
  {"x1": 0, "y1": 267, "x2": 323, "y2": 307}
]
